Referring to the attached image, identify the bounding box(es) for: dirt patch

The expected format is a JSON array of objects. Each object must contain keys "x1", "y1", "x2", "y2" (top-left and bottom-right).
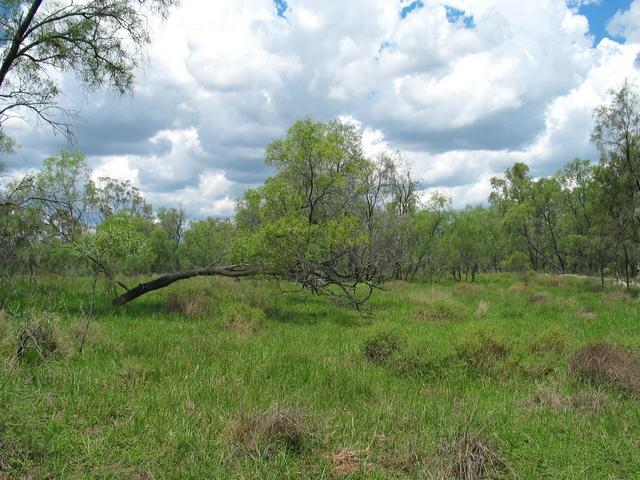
[
  {"x1": 229, "y1": 405, "x2": 310, "y2": 458},
  {"x1": 567, "y1": 342, "x2": 640, "y2": 396},
  {"x1": 329, "y1": 447, "x2": 369, "y2": 477}
]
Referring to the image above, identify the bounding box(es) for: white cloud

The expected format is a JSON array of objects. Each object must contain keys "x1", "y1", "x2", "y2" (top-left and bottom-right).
[
  {"x1": 607, "y1": 0, "x2": 640, "y2": 42},
  {"x1": 5, "y1": 0, "x2": 640, "y2": 217}
]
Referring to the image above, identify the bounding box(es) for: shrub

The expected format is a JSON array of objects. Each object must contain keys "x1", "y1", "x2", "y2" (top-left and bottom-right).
[
  {"x1": 362, "y1": 332, "x2": 403, "y2": 364},
  {"x1": 230, "y1": 405, "x2": 310, "y2": 458},
  {"x1": 567, "y1": 342, "x2": 640, "y2": 396}
]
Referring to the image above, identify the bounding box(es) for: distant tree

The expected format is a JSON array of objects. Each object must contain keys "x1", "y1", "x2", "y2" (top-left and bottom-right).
[
  {"x1": 157, "y1": 206, "x2": 186, "y2": 271},
  {"x1": 0, "y1": 0, "x2": 177, "y2": 150}
]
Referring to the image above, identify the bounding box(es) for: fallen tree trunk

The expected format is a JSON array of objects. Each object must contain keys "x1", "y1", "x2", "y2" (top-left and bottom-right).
[{"x1": 112, "y1": 265, "x2": 258, "y2": 305}]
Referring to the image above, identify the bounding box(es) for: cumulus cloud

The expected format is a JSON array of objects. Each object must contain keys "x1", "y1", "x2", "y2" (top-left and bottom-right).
[{"x1": 3, "y1": 0, "x2": 640, "y2": 217}]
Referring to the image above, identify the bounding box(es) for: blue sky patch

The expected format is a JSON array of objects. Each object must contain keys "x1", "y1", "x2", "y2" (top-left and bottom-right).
[
  {"x1": 578, "y1": 0, "x2": 632, "y2": 44},
  {"x1": 445, "y1": 6, "x2": 475, "y2": 28},
  {"x1": 400, "y1": 0, "x2": 424, "y2": 19},
  {"x1": 274, "y1": 0, "x2": 287, "y2": 18}
]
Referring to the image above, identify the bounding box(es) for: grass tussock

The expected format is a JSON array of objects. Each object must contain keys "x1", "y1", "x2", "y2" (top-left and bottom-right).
[
  {"x1": 522, "y1": 387, "x2": 612, "y2": 413},
  {"x1": 457, "y1": 331, "x2": 510, "y2": 375},
  {"x1": 441, "y1": 428, "x2": 509, "y2": 480},
  {"x1": 362, "y1": 332, "x2": 403, "y2": 364},
  {"x1": 576, "y1": 305, "x2": 596, "y2": 321},
  {"x1": 220, "y1": 303, "x2": 265, "y2": 333},
  {"x1": 567, "y1": 342, "x2": 640, "y2": 396},
  {"x1": 527, "y1": 327, "x2": 567, "y2": 354},
  {"x1": 15, "y1": 311, "x2": 64, "y2": 363},
  {"x1": 165, "y1": 291, "x2": 208, "y2": 317},
  {"x1": 475, "y1": 300, "x2": 489, "y2": 318},
  {"x1": 528, "y1": 292, "x2": 549, "y2": 304},
  {"x1": 412, "y1": 303, "x2": 457, "y2": 322},
  {"x1": 229, "y1": 405, "x2": 310, "y2": 458}
]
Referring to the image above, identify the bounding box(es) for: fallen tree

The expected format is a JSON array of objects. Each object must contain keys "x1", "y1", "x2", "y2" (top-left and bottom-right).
[{"x1": 112, "y1": 265, "x2": 258, "y2": 305}]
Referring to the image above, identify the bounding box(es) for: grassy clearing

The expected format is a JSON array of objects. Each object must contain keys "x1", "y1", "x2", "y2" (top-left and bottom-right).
[{"x1": 0, "y1": 273, "x2": 639, "y2": 478}]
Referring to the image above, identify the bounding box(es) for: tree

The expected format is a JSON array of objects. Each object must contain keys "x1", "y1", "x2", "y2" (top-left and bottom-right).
[
  {"x1": 0, "y1": 0, "x2": 176, "y2": 148},
  {"x1": 113, "y1": 118, "x2": 408, "y2": 308},
  {"x1": 157, "y1": 206, "x2": 186, "y2": 271}
]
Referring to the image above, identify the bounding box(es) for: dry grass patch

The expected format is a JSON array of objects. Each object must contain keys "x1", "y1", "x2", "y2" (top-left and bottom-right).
[
  {"x1": 522, "y1": 387, "x2": 612, "y2": 413},
  {"x1": 229, "y1": 405, "x2": 310, "y2": 458},
  {"x1": 602, "y1": 290, "x2": 631, "y2": 302},
  {"x1": 329, "y1": 447, "x2": 370, "y2": 477},
  {"x1": 567, "y1": 342, "x2": 640, "y2": 396},
  {"x1": 475, "y1": 301, "x2": 489, "y2": 318},
  {"x1": 456, "y1": 283, "x2": 477, "y2": 294},
  {"x1": 165, "y1": 292, "x2": 207, "y2": 317},
  {"x1": 412, "y1": 303, "x2": 457, "y2": 322},
  {"x1": 544, "y1": 276, "x2": 565, "y2": 287},
  {"x1": 528, "y1": 292, "x2": 549, "y2": 304},
  {"x1": 507, "y1": 284, "x2": 528, "y2": 293},
  {"x1": 576, "y1": 306, "x2": 596, "y2": 321},
  {"x1": 440, "y1": 429, "x2": 509, "y2": 480}
]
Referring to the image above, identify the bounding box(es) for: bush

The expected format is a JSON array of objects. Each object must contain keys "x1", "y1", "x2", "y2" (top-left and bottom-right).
[
  {"x1": 567, "y1": 342, "x2": 640, "y2": 396},
  {"x1": 362, "y1": 332, "x2": 403, "y2": 364}
]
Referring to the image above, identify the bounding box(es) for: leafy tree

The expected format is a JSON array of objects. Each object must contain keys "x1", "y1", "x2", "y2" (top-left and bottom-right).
[{"x1": 0, "y1": 0, "x2": 176, "y2": 148}]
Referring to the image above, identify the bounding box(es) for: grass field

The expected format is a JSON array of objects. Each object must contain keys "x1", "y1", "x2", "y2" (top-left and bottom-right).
[{"x1": 1, "y1": 273, "x2": 639, "y2": 479}]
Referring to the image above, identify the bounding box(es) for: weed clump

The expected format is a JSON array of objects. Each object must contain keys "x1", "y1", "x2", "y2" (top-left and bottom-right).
[
  {"x1": 220, "y1": 303, "x2": 265, "y2": 333},
  {"x1": 457, "y1": 331, "x2": 510, "y2": 375},
  {"x1": 441, "y1": 429, "x2": 508, "y2": 480},
  {"x1": 230, "y1": 405, "x2": 310, "y2": 458},
  {"x1": 567, "y1": 342, "x2": 640, "y2": 396},
  {"x1": 15, "y1": 311, "x2": 63, "y2": 363},
  {"x1": 362, "y1": 332, "x2": 403, "y2": 364}
]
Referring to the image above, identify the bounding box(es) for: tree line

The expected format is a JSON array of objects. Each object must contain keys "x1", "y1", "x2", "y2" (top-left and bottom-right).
[{"x1": 1, "y1": 82, "x2": 640, "y2": 308}]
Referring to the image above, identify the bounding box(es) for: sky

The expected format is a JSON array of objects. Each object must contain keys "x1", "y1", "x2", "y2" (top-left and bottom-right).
[{"x1": 3, "y1": 0, "x2": 640, "y2": 217}]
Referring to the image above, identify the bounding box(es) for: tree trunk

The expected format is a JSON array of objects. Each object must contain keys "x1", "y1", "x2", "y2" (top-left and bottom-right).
[{"x1": 112, "y1": 265, "x2": 258, "y2": 306}]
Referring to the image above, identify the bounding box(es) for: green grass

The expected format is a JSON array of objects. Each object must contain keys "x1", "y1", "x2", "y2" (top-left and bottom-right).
[{"x1": 1, "y1": 273, "x2": 639, "y2": 478}]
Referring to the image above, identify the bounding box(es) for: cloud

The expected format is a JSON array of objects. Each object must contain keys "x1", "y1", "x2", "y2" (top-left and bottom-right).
[
  {"x1": 3, "y1": 0, "x2": 640, "y2": 217},
  {"x1": 607, "y1": 0, "x2": 640, "y2": 42}
]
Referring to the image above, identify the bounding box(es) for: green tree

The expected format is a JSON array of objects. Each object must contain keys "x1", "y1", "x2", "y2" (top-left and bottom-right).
[{"x1": 0, "y1": 0, "x2": 176, "y2": 149}]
